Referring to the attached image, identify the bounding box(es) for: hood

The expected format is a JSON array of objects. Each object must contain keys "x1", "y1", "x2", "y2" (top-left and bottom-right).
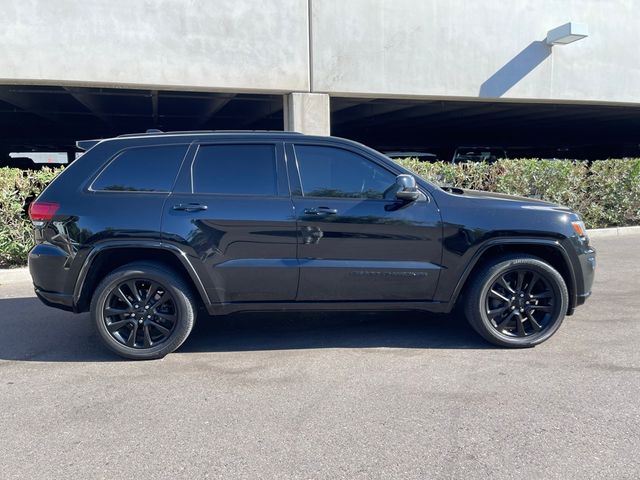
[{"x1": 440, "y1": 186, "x2": 572, "y2": 211}]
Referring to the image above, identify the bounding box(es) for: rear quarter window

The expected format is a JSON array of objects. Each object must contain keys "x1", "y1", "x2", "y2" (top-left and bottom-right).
[{"x1": 92, "y1": 144, "x2": 188, "y2": 192}]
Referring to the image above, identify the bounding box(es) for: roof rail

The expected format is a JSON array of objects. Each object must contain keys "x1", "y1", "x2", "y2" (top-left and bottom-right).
[{"x1": 116, "y1": 129, "x2": 302, "y2": 138}]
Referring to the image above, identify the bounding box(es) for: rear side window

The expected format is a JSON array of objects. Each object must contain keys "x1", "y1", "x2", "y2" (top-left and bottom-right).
[
  {"x1": 192, "y1": 144, "x2": 277, "y2": 195},
  {"x1": 92, "y1": 145, "x2": 187, "y2": 192}
]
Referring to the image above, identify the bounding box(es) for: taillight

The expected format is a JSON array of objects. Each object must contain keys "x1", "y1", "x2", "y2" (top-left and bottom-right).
[{"x1": 28, "y1": 201, "x2": 60, "y2": 222}]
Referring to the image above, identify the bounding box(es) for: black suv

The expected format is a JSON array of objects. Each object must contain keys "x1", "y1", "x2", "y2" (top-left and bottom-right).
[{"x1": 28, "y1": 131, "x2": 596, "y2": 359}]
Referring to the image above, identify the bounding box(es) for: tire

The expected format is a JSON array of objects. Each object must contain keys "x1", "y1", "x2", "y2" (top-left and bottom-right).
[
  {"x1": 463, "y1": 254, "x2": 568, "y2": 348},
  {"x1": 91, "y1": 262, "x2": 196, "y2": 360}
]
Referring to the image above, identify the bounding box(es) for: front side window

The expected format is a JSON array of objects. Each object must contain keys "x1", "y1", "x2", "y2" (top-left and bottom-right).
[
  {"x1": 92, "y1": 145, "x2": 187, "y2": 192},
  {"x1": 192, "y1": 144, "x2": 277, "y2": 195},
  {"x1": 294, "y1": 145, "x2": 395, "y2": 199}
]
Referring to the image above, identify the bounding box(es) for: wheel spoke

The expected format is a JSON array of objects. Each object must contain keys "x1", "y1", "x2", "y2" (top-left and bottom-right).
[
  {"x1": 516, "y1": 271, "x2": 525, "y2": 291},
  {"x1": 526, "y1": 273, "x2": 540, "y2": 295},
  {"x1": 106, "y1": 319, "x2": 131, "y2": 332},
  {"x1": 145, "y1": 282, "x2": 159, "y2": 303},
  {"x1": 154, "y1": 312, "x2": 176, "y2": 324},
  {"x1": 148, "y1": 293, "x2": 167, "y2": 311},
  {"x1": 487, "y1": 306, "x2": 508, "y2": 319},
  {"x1": 531, "y1": 291, "x2": 552, "y2": 300},
  {"x1": 143, "y1": 325, "x2": 153, "y2": 347},
  {"x1": 497, "y1": 276, "x2": 515, "y2": 294},
  {"x1": 526, "y1": 312, "x2": 542, "y2": 331},
  {"x1": 148, "y1": 320, "x2": 171, "y2": 336},
  {"x1": 532, "y1": 305, "x2": 553, "y2": 313},
  {"x1": 126, "y1": 323, "x2": 139, "y2": 347},
  {"x1": 115, "y1": 287, "x2": 133, "y2": 309},
  {"x1": 127, "y1": 280, "x2": 141, "y2": 303},
  {"x1": 489, "y1": 289, "x2": 510, "y2": 303},
  {"x1": 105, "y1": 306, "x2": 130, "y2": 317},
  {"x1": 516, "y1": 314, "x2": 526, "y2": 336},
  {"x1": 496, "y1": 311, "x2": 516, "y2": 330}
]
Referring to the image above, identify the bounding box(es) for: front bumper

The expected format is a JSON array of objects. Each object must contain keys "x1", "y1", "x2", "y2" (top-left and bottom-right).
[
  {"x1": 577, "y1": 247, "x2": 596, "y2": 299},
  {"x1": 573, "y1": 244, "x2": 596, "y2": 310}
]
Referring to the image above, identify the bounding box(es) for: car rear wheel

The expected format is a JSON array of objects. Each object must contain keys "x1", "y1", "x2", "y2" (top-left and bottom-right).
[
  {"x1": 91, "y1": 262, "x2": 196, "y2": 360},
  {"x1": 464, "y1": 255, "x2": 568, "y2": 347}
]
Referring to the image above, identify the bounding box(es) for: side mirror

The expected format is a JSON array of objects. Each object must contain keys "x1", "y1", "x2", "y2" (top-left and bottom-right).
[{"x1": 395, "y1": 174, "x2": 420, "y2": 202}]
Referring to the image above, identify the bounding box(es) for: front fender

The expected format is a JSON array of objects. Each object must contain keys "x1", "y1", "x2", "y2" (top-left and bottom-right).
[{"x1": 438, "y1": 237, "x2": 577, "y2": 314}]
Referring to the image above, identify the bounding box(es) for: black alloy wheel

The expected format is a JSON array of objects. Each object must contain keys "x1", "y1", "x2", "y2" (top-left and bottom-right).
[
  {"x1": 103, "y1": 279, "x2": 177, "y2": 349},
  {"x1": 91, "y1": 262, "x2": 196, "y2": 360},
  {"x1": 485, "y1": 269, "x2": 556, "y2": 337},
  {"x1": 464, "y1": 255, "x2": 568, "y2": 348}
]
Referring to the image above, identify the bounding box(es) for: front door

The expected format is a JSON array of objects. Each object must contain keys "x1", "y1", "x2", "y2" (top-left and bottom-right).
[{"x1": 287, "y1": 143, "x2": 442, "y2": 302}]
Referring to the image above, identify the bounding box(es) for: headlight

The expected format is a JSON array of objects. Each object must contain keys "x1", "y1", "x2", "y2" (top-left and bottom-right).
[{"x1": 571, "y1": 220, "x2": 588, "y2": 240}]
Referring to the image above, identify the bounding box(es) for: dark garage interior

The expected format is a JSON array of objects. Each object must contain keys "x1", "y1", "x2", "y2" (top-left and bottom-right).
[
  {"x1": 331, "y1": 97, "x2": 640, "y2": 160},
  {"x1": 1, "y1": 84, "x2": 639, "y2": 163}
]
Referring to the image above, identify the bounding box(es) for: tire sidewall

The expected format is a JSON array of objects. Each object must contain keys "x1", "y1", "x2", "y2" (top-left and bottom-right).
[{"x1": 91, "y1": 266, "x2": 195, "y2": 360}]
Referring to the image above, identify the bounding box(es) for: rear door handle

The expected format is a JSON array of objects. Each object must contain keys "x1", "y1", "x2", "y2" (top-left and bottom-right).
[
  {"x1": 304, "y1": 207, "x2": 338, "y2": 216},
  {"x1": 172, "y1": 203, "x2": 208, "y2": 212}
]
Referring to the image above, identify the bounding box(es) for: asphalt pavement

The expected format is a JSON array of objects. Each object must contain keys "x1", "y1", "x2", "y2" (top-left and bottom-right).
[{"x1": 0, "y1": 235, "x2": 638, "y2": 479}]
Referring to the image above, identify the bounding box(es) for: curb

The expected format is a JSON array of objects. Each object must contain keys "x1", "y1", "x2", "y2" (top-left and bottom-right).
[
  {"x1": 0, "y1": 267, "x2": 30, "y2": 284},
  {"x1": 587, "y1": 225, "x2": 640, "y2": 238}
]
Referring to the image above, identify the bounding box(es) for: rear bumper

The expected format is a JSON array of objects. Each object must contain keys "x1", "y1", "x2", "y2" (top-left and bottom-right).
[
  {"x1": 29, "y1": 243, "x2": 77, "y2": 312},
  {"x1": 34, "y1": 288, "x2": 75, "y2": 312}
]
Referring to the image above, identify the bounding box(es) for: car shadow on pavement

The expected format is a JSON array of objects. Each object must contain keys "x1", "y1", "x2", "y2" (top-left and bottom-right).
[{"x1": 0, "y1": 296, "x2": 491, "y2": 362}]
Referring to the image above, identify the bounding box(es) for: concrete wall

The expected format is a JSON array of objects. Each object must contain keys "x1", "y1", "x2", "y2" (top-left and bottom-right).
[
  {"x1": 2, "y1": 0, "x2": 310, "y2": 92},
  {"x1": 2, "y1": 0, "x2": 639, "y2": 105},
  {"x1": 311, "y1": 0, "x2": 640, "y2": 104}
]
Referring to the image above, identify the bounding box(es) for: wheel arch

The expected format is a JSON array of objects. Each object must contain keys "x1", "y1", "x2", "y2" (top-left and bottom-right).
[
  {"x1": 450, "y1": 238, "x2": 577, "y2": 315},
  {"x1": 73, "y1": 242, "x2": 210, "y2": 312}
]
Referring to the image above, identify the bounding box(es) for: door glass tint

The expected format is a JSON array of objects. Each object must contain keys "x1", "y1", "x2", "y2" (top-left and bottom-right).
[
  {"x1": 193, "y1": 144, "x2": 277, "y2": 195},
  {"x1": 294, "y1": 145, "x2": 395, "y2": 199},
  {"x1": 92, "y1": 145, "x2": 187, "y2": 192}
]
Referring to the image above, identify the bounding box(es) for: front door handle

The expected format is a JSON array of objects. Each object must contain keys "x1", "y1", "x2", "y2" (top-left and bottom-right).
[
  {"x1": 172, "y1": 203, "x2": 208, "y2": 212},
  {"x1": 304, "y1": 207, "x2": 338, "y2": 216}
]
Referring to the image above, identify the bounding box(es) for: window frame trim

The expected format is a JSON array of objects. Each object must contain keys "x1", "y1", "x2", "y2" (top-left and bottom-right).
[
  {"x1": 186, "y1": 140, "x2": 288, "y2": 197},
  {"x1": 288, "y1": 142, "x2": 400, "y2": 201}
]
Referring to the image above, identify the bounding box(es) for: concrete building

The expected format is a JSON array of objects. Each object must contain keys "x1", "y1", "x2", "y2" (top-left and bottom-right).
[{"x1": 1, "y1": 0, "x2": 639, "y2": 159}]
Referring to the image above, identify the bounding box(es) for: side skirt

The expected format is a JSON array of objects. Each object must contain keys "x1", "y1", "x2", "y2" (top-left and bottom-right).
[{"x1": 205, "y1": 300, "x2": 452, "y2": 316}]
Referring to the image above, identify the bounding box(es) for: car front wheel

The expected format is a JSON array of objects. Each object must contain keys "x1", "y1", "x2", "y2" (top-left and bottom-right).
[{"x1": 464, "y1": 255, "x2": 569, "y2": 348}]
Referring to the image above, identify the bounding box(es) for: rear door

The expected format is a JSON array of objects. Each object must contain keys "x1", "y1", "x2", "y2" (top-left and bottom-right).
[
  {"x1": 287, "y1": 142, "x2": 442, "y2": 302},
  {"x1": 162, "y1": 140, "x2": 298, "y2": 304}
]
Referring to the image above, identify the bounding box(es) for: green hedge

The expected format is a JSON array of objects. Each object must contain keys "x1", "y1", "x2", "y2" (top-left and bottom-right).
[
  {"x1": 396, "y1": 158, "x2": 640, "y2": 230},
  {"x1": 0, "y1": 167, "x2": 62, "y2": 268},
  {"x1": 0, "y1": 159, "x2": 639, "y2": 267}
]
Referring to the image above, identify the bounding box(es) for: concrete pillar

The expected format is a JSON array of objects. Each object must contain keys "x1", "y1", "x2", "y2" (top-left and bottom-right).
[{"x1": 283, "y1": 92, "x2": 330, "y2": 136}]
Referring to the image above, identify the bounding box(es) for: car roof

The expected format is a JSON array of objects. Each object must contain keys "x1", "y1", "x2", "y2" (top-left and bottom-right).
[{"x1": 77, "y1": 130, "x2": 314, "y2": 150}]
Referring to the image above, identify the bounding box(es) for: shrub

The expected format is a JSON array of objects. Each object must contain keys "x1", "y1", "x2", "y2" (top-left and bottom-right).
[
  {"x1": 0, "y1": 159, "x2": 639, "y2": 267},
  {"x1": 584, "y1": 159, "x2": 640, "y2": 228},
  {"x1": 0, "y1": 167, "x2": 62, "y2": 268}
]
